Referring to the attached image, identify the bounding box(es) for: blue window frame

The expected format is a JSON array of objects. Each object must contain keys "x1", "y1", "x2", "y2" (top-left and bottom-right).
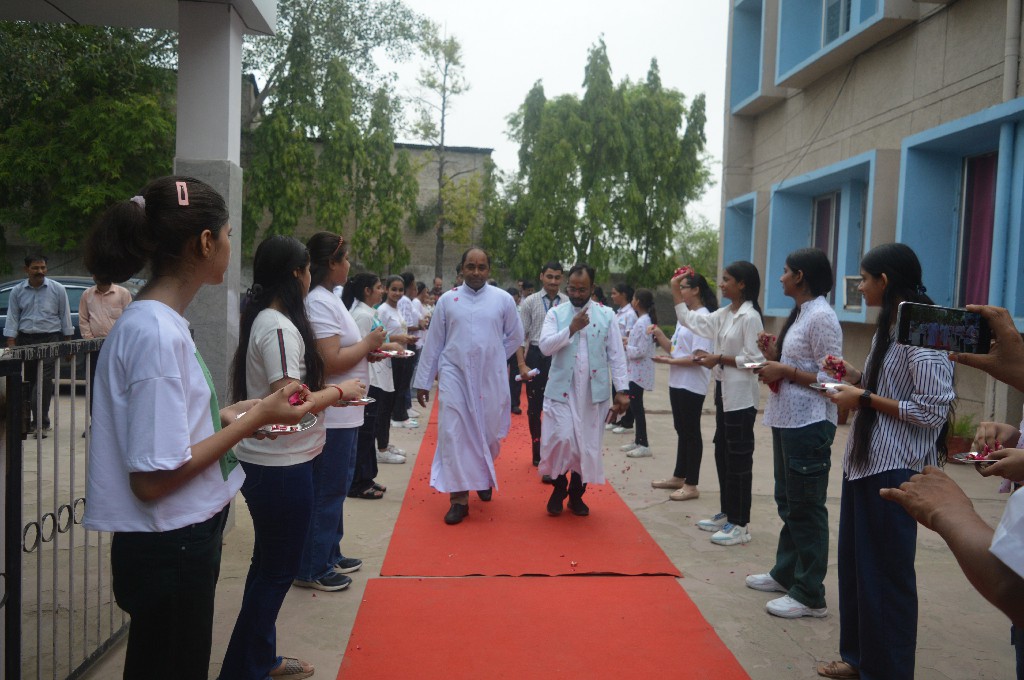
[
  {"x1": 776, "y1": 0, "x2": 912, "y2": 88},
  {"x1": 898, "y1": 97, "x2": 1024, "y2": 325},
  {"x1": 724, "y1": 193, "x2": 757, "y2": 268},
  {"x1": 766, "y1": 152, "x2": 875, "y2": 320}
]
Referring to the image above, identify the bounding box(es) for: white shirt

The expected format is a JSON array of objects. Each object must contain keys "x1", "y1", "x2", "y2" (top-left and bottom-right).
[
  {"x1": 762, "y1": 296, "x2": 843, "y2": 429},
  {"x1": 625, "y1": 313, "x2": 656, "y2": 390},
  {"x1": 666, "y1": 315, "x2": 713, "y2": 395},
  {"x1": 306, "y1": 285, "x2": 366, "y2": 429},
  {"x1": 84, "y1": 301, "x2": 244, "y2": 532},
  {"x1": 990, "y1": 410, "x2": 1024, "y2": 575},
  {"x1": 615, "y1": 305, "x2": 638, "y2": 341},
  {"x1": 350, "y1": 300, "x2": 393, "y2": 392},
  {"x1": 674, "y1": 300, "x2": 764, "y2": 412},
  {"x1": 234, "y1": 309, "x2": 325, "y2": 466},
  {"x1": 411, "y1": 298, "x2": 427, "y2": 349}
]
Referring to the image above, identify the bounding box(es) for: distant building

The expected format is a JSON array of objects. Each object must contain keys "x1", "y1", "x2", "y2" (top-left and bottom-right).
[{"x1": 722, "y1": 0, "x2": 1024, "y2": 419}]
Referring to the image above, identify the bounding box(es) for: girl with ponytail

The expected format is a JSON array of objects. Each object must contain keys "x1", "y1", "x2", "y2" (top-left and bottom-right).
[
  {"x1": 81, "y1": 177, "x2": 312, "y2": 678},
  {"x1": 818, "y1": 242, "x2": 955, "y2": 680}
]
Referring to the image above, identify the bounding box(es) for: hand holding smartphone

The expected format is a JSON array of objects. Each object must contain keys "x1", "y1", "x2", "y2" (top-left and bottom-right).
[{"x1": 896, "y1": 302, "x2": 991, "y2": 354}]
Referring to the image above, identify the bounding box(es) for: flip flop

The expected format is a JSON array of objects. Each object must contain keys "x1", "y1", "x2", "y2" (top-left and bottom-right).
[
  {"x1": 270, "y1": 656, "x2": 314, "y2": 680},
  {"x1": 348, "y1": 486, "x2": 384, "y2": 500},
  {"x1": 817, "y1": 660, "x2": 859, "y2": 678},
  {"x1": 372, "y1": 482, "x2": 387, "y2": 493}
]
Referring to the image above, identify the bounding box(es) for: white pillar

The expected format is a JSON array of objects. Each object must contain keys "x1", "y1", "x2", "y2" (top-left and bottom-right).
[{"x1": 174, "y1": 1, "x2": 245, "y2": 403}]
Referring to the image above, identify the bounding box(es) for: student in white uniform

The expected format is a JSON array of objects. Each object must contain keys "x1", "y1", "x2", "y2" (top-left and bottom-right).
[
  {"x1": 82, "y1": 177, "x2": 312, "y2": 680},
  {"x1": 219, "y1": 236, "x2": 364, "y2": 680}
]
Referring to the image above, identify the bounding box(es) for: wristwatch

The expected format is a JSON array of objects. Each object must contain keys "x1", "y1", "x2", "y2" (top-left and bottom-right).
[{"x1": 859, "y1": 389, "x2": 873, "y2": 408}]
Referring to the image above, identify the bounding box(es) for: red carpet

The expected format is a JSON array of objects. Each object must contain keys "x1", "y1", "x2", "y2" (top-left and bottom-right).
[
  {"x1": 338, "y1": 392, "x2": 748, "y2": 679},
  {"x1": 380, "y1": 402, "x2": 681, "y2": 577},
  {"x1": 338, "y1": 577, "x2": 748, "y2": 679}
]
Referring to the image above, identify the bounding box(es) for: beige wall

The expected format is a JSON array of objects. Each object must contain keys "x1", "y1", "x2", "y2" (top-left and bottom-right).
[{"x1": 723, "y1": 0, "x2": 1017, "y2": 420}]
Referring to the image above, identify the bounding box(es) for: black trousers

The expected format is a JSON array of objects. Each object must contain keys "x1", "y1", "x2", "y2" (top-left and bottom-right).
[
  {"x1": 350, "y1": 389, "x2": 381, "y2": 494},
  {"x1": 508, "y1": 356, "x2": 521, "y2": 409},
  {"x1": 669, "y1": 387, "x2": 705, "y2": 483},
  {"x1": 524, "y1": 345, "x2": 552, "y2": 464},
  {"x1": 390, "y1": 351, "x2": 413, "y2": 421},
  {"x1": 713, "y1": 381, "x2": 757, "y2": 526},
  {"x1": 112, "y1": 506, "x2": 229, "y2": 680},
  {"x1": 375, "y1": 387, "x2": 396, "y2": 451},
  {"x1": 628, "y1": 381, "x2": 648, "y2": 446},
  {"x1": 17, "y1": 331, "x2": 61, "y2": 430}
]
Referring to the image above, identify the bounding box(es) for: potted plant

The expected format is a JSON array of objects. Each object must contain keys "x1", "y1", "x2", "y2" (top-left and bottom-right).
[{"x1": 947, "y1": 413, "x2": 976, "y2": 459}]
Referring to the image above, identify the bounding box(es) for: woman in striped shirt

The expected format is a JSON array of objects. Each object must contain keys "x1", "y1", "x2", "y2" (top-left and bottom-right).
[{"x1": 818, "y1": 243, "x2": 955, "y2": 680}]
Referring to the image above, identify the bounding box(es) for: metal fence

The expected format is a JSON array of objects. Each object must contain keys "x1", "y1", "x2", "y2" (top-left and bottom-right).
[{"x1": 2, "y1": 339, "x2": 128, "y2": 680}]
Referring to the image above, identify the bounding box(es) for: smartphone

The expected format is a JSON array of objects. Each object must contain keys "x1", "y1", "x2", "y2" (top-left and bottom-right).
[{"x1": 896, "y1": 302, "x2": 991, "y2": 354}]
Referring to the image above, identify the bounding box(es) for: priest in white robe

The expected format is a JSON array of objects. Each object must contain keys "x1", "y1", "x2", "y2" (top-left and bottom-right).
[
  {"x1": 538, "y1": 264, "x2": 630, "y2": 516},
  {"x1": 414, "y1": 247, "x2": 525, "y2": 525}
]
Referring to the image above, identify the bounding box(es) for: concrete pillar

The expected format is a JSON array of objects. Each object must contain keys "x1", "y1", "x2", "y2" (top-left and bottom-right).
[{"x1": 174, "y1": 1, "x2": 244, "y2": 403}]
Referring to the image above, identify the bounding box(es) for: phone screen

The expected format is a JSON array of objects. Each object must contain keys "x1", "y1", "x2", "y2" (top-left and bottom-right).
[{"x1": 896, "y1": 302, "x2": 991, "y2": 354}]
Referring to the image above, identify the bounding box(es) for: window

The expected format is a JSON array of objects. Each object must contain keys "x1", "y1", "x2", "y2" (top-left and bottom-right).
[
  {"x1": 823, "y1": 0, "x2": 851, "y2": 45},
  {"x1": 812, "y1": 192, "x2": 841, "y2": 302},
  {"x1": 957, "y1": 152, "x2": 997, "y2": 306}
]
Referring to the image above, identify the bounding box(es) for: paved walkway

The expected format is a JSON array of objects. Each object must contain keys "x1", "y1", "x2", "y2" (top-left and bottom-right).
[{"x1": 83, "y1": 363, "x2": 1015, "y2": 679}]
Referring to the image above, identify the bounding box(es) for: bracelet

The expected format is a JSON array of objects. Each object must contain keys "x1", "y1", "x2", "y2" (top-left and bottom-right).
[{"x1": 332, "y1": 385, "x2": 344, "y2": 402}]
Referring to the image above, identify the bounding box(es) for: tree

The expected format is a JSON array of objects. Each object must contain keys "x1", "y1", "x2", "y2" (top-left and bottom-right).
[
  {"x1": 410, "y1": 24, "x2": 471, "y2": 278},
  {"x1": 242, "y1": 0, "x2": 423, "y2": 251},
  {"x1": 673, "y1": 214, "x2": 719, "y2": 288},
  {"x1": 0, "y1": 23, "x2": 176, "y2": 272},
  {"x1": 348, "y1": 87, "x2": 419, "y2": 274},
  {"x1": 499, "y1": 41, "x2": 711, "y2": 287}
]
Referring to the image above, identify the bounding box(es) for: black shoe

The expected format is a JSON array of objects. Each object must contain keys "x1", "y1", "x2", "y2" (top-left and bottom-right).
[
  {"x1": 477, "y1": 489, "x2": 492, "y2": 502},
  {"x1": 541, "y1": 474, "x2": 553, "y2": 484},
  {"x1": 532, "y1": 458, "x2": 540, "y2": 467},
  {"x1": 293, "y1": 571, "x2": 352, "y2": 591},
  {"x1": 511, "y1": 407, "x2": 522, "y2": 415},
  {"x1": 547, "y1": 489, "x2": 568, "y2": 516},
  {"x1": 444, "y1": 503, "x2": 469, "y2": 525},
  {"x1": 335, "y1": 557, "x2": 363, "y2": 574},
  {"x1": 568, "y1": 497, "x2": 590, "y2": 516}
]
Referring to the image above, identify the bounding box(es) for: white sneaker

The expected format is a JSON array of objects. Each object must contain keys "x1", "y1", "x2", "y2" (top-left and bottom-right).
[
  {"x1": 605, "y1": 422, "x2": 616, "y2": 431},
  {"x1": 626, "y1": 445, "x2": 652, "y2": 458},
  {"x1": 611, "y1": 426, "x2": 633, "y2": 434},
  {"x1": 407, "y1": 408, "x2": 420, "y2": 418},
  {"x1": 745, "y1": 573, "x2": 787, "y2": 593},
  {"x1": 386, "y1": 443, "x2": 407, "y2": 456},
  {"x1": 765, "y1": 595, "x2": 827, "y2": 619},
  {"x1": 376, "y1": 449, "x2": 406, "y2": 464},
  {"x1": 391, "y1": 419, "x2": 419, "y2": 429},
  {"x1": 710, "y1": 523, "x2": 751, "y2": 546},
  {"x1": 620, "y1": 442, "x2": 639, "y2": 452},
  {"x1": 697, "y1": 513, "x2": 728, "y2": 532}
]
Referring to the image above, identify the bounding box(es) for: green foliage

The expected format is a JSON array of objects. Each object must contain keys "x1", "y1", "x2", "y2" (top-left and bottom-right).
[
  {"x1": 673, "y1": 214, "x2": 720, "y2": 288},
  {"x1": 494, "y1": 41, "x2": 713, "y2": 288},
  {"x1": 349, "y1": 87, "x2": 419, "y2": 275},
  {"x1": 410, "y1": 24, "x2": 476, "y2": 277},
  {"x1": 242, "y1": 0, "x2": 423, "y2": 262},
  {"x1": 0, "y1": 22, "x2": 176, "y2": 271},
  {"x1": 949, "y1": 413, "x2": 976, "y2": 439}
]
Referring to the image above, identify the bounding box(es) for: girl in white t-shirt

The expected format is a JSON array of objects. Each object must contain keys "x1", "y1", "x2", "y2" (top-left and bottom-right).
[
  {"x1": 82, "y1": 176, "x2": 313, "y2": 679},
  {"x1": 295, "y1": 232, "x2": 386, "y2": 593},
  {"x1": 220, "y1": 236, "x2": 364, "y2": 680},
  {"x1": 649, "y1": 272, "x2": 716, "y2": 501}
]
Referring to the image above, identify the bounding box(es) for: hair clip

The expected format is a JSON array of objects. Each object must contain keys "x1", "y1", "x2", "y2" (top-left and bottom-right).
[
  {"x1": 330, "y1": 235, "x2": 345, "y2": 259},
  {"x1": 130, "y1": 195, "x2": 146, "y2": 209},
  {"x1": 175, "y1": 181, "x2": 189, "y2": 206}
]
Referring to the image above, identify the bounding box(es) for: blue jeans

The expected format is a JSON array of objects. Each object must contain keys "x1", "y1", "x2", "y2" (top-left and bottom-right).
[
  {"x1": 295, "y1": 427, "x2": 358, "y2": 581},
  {"x1": 220, "y1": 460, "x2": 314, "y2": 680},
  {"x1": 838, "y1": 470, "x2": 918, "y2": 680}
]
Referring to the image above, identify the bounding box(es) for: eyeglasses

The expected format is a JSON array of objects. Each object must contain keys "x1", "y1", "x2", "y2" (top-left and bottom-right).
[{"x1": 566, "y1": 286, "x2": 591, "y2": 295}]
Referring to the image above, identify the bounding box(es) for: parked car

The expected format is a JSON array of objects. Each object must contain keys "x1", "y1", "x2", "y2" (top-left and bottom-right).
[{"x1": 0, "y1": 276, "x2": 143, "y2": 381}]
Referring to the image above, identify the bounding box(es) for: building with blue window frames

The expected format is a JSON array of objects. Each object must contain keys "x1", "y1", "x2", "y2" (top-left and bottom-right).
[{"x1": 723, "y1": 0, "x2": 1023, "y2": 419}]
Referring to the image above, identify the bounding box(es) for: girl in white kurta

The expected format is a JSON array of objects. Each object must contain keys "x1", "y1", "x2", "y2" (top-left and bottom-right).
[{"x1": 412, "y1": 261, "x2": 524, "y2": 508}]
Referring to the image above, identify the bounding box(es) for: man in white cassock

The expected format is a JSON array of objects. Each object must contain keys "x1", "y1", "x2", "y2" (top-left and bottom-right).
[
  {"x1": 538, "y1": 264, "x2": 631, "y2": 516},
  {"x1": 414, "y1": 247, "x2": 525, "y2": 525}
]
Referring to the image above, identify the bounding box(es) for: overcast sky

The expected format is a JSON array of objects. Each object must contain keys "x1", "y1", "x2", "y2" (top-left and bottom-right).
[{"x1": 391, "y1": 0, "x2": 729, "y2": 222}]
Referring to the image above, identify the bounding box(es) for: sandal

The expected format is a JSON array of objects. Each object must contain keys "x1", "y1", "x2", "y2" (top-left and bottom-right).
[
  {"x1": 817, "y1": 660, "x2": 858, "y2": 678},
  {"x1": 372, "y1": 482, "x2": 387, "y2": 493},
  {"x1": 270, "y1": 656, "x2": 314, "y2": 680},
  {"x1": 651, "y1": 477, "x2": 685, "y2": 489},
  {"x1": 348, "y1": 485, "x2": 384, "y2": 500}
]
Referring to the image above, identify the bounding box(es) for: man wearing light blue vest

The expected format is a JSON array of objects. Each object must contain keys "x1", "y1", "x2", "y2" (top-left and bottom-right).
[{"x1": 538, "y1": 264, "x2": 630, "y2": 516}]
